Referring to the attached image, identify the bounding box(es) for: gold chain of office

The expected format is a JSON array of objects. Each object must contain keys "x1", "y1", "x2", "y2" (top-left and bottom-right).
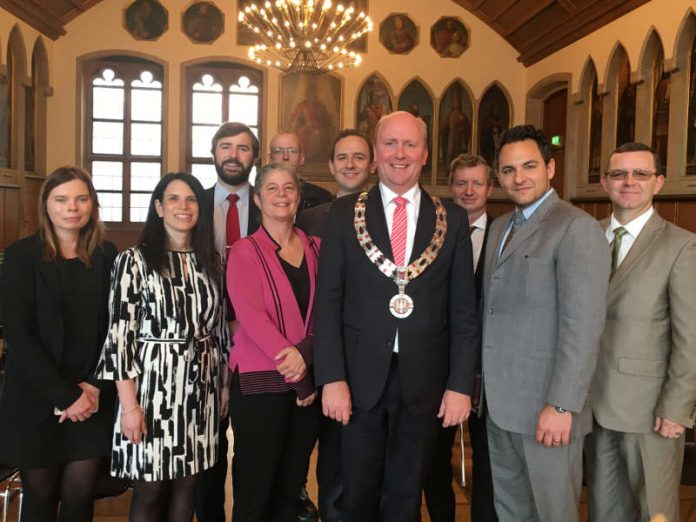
[{"x1": 352, "y1": 191, "x2": 448, "y2": 283}]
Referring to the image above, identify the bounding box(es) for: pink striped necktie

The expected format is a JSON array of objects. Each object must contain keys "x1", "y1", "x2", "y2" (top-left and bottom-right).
[{"x1": 390, "y1": 196, "x2": 408, "y2": 266}]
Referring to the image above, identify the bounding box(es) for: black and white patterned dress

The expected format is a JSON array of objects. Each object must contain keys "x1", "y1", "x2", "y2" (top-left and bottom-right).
[{"x1": 96, "y1": 247, "x2": 229, "y2": 481}]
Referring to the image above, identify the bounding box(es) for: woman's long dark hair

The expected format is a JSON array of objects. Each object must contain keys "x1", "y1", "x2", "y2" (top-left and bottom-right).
[{"x1": 138, "y1": 172, "x2": 220, "y2": 282}]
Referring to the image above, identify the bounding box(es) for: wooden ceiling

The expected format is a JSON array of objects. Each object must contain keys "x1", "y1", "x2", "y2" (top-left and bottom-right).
[
  {"x1": 453, "y1": 0, "x2": 652, "y2": 65},
  {"x1": 1, "y1": 0, "x2": 651, "y2": 65}
]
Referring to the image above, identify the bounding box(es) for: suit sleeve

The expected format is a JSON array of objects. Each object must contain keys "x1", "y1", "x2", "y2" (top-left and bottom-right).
[
  {"x1": 313, "y1": 202, "x2": 348, "y2": 386},
  {"x1": 0, "y1": 241, "x2": 81, "y2": 410},
  {"x1": 545, "y1": 215, "x2": 610, "y2": 412},
  {"x1": 446, "y1": 210, "x2": 480, "y2": 396},
  {"x1": 655, "y1": 237, "x2": 696, "y2": 426}
]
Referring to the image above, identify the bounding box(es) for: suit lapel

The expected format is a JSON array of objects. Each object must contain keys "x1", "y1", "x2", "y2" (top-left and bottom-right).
[
  {"x1": 410, "y1": 187, "x2": 435, "y2": 263},
  {"x1": 366, "y1": 185, "x2": 392, "y2": 260},
  {"x1": 609, "y1": 212, "x2": 664, "y2": 291}
]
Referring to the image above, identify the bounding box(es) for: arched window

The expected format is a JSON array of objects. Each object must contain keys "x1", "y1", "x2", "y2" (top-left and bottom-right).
[
  {"x1": 438, "y1": 80, "x2": 473, "y2": 183},
  {"x1": 686, "y1": 33, "x2": 696, "y2": 174},
  {"x1": 0, "y1": 45, "x2": 10, "y2": 169},
  {"x1": 615, "y1": 51, "x2": 636, "y2": 147},
  {"x1": 477, "y1": 84, "x2": 511, "y2": 169},
  {"x1": 398, "y1": 79, "x2": 434, "y2": 178},
  {"x1": 185, "y1": 61, "x2": 263, "y2": 188},
  {"x1": 588, "y1": 75, "x2": 603, "y2": 183},
  {"x1": 651, "y1": 47, "x2": 670, "y2": 174},
  {"x1": 83, "y1": 56, "x2": 164, "y2": 223}
]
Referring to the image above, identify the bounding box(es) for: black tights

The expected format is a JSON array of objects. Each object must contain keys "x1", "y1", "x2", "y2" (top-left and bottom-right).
[
  {"x1": 130, "y1": 474, "x2": 197, "y2": 522},
  {"x1": 19, "y1": 457, "x2": 101, "y2": 522}
]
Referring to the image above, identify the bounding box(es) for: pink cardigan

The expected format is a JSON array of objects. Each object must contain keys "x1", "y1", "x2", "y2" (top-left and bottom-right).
[{"x1": 227, "y1": 226, "x2": 320, "y2": 399}]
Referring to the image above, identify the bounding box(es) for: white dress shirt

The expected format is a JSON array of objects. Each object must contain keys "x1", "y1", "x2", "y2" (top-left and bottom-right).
[
  {"x1": 213, "y1": 182, "x2": 251, "y2": 258},
  {"x1": 378, "y1": 182, "x2": 421, "y2": 354},
  {"x1": 470, "y1": 213, "x2": 488, "y2": 271},
  {"x1": 605, "y1": 207, "x2": 654, "y2": 269}
]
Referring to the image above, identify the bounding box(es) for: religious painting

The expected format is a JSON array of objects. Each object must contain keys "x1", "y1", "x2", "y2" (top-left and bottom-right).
[
  {"x1": 237, "y1": 0, "x2": 368, "y2": 52},
  {"x1": 183, "y1": 1, "x2": 224, "y2": 44},
  {"x1": 616, "y1": 54, "x2": 636, "y2": 148},
  {"x1": 430, "y1": 17, "x2": 469, "y2": 58},
  {"x1": 124, "y1": 0, "x2": 168, "y2": 41},
  {"x1": 477, "y1": 84, "x2": 510, "y2": 170},
  {"x1": 380, "y1": 13, "x2": 418, "y2": 55},
  {"x1": 280, "y1": 72, "x2": 341, "y2": 170},
  {"x1": 651, "y1": 49, "x2": 670, "y2": 174},
  {"x1": 686, "y1": 35, "x2": 696, "y2": 175},
  {"x1": 356, "y1": 74, "x2": 393, "y2": 146},
  {"x1": 588, "y1": 77, "x2": 603, "y2": 183},
  {"x1": 438, "y1": 81, "x2": 473, "y2": 180},
  {"x1": 0, "y1": 72, "x2": 10, "y2": 169},
  {"x1": 398, "y1": 80, "x2": 433, "y2": 175}
]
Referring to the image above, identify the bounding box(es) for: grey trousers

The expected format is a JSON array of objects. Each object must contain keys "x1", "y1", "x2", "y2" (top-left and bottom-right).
[
  {"x1": 585, "y1": 422, "x2": 684, "y2": 522},
  {"x1": 487, "y1": 416, "x2": 583, "y2": 522}
]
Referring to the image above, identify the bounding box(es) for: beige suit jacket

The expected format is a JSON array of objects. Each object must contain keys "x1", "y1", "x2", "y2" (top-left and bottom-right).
[{"x1": 592, "y1": 212, "x2": 696, "y2": 433}]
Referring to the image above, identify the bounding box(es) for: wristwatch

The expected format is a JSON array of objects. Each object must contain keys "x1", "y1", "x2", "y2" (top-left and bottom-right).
[{"x1": 553, "y1": 405, "x2": 569, "y2": 414}]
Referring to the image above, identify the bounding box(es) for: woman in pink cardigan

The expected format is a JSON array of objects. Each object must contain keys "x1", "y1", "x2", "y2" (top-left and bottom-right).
[{"x1": 227, "y1": 162, "x2": 321, "y2": 521}]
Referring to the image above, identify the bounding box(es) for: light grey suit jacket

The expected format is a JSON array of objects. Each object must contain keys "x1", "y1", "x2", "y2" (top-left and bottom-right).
[
  {"x1": 482, "y1": 191, "x2": 610, "y2": 437},
  {"x1": 592, "y1": 212, "x2": 696, "y2": 432}
]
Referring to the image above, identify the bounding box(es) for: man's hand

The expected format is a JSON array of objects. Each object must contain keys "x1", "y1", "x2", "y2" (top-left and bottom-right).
[
  {"x1": 78, "y1": 381, "x2": 100, "y2": 413},
  {"x1": 322, "y1": 381, "x2": 352, "y2": 425},
  {"x1": 654, "y1": 416, "x2": 686, "y2": 439},
  {"x1": 536, "y1": 404, "x2": 572, "y2": 447},
  {"x1": 437, "y1": 390, "x2": 472, "y2": 428},
  {"x1": 59, "y1": 390, "x2": 97, "y2": 423},
  {"x1": 275, "y1": 346, "x2": 307, "y2": 382}
]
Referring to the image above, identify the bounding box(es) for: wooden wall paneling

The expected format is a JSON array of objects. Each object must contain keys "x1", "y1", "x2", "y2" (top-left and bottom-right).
[
  {"x1": 23, "y1": 175, "x2": 43, "y2": 237},
  {"x1": 1, "y1": 186, "x2": 20, "y2": 250},
  {"x1": 655, "y1": 201, "x2": 677, "y2": 224},
  {"x1": 673, "y1": 200, "x2": 696, "y2": 232}
]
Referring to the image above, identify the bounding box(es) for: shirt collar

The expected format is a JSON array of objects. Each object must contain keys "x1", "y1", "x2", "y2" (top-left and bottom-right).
[
  {"x1": 517, "y1": 188, "x2": 554, "y2": 220},
  {"x1": 215, "y1": 181, "x2": 250, "y2": 205},
  {"x1": 379, "y1": 182, "x2": 420, "y2": 208},
  {"x1": 470, "y1": 212, "x2": 488, "y2": 231},
  {"x1": 608, "y1": 207, "x2": 654, "y2": 239}
]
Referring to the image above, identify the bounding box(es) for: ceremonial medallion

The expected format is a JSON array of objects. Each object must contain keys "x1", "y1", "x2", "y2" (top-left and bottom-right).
[{"x1": 389, "y1": 292, "x2": 414, "y2": 318}]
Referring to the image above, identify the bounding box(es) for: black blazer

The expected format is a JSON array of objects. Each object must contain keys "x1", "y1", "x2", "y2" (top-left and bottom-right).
[
  {"x1": 204, "y1": 184, "x2": 261, "y2": 239},
  {"x1": 0, "y1": 235, "x2": 117, "y2": 423},
  {"x1": 314, "y1": 185, "x2": 481, "y2": 415}
]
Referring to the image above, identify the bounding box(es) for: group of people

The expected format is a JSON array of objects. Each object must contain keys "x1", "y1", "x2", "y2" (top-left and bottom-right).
[{"x1": 0, "y1": 110, "x2": 693, "y2": 522}]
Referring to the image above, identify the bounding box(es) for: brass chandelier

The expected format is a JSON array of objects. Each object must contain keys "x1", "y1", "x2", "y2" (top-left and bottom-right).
[{"x1": 239, "y1": 0, "x2": 373, "y2": 73}]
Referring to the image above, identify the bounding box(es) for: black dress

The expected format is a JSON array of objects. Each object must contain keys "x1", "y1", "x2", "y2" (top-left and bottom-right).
[{"x1": 0, "y1": 238, "x2": 117, "y2": 469}]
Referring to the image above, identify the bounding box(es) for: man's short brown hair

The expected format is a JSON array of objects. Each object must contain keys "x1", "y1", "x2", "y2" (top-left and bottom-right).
[{"x1": 448, "y1": 154, "x2": 492, "y2": 186}]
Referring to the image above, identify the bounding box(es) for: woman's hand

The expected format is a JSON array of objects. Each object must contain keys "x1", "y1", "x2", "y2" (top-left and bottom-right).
[
  {"x1": 78, "y1": 382, "x2": 100, "y2": 413},
  {"x1": 274, "y1": 346, "x2": 307, "y2": 383},
  {"x1": 59, "y1": 390, "x2": 97, "y2": 423},
  {"x1": 120, "y1": 405, "x2": 147, "y2": 444},
  {"x1": 296, "y1": 391, "x2": 317, "y2": 407}
]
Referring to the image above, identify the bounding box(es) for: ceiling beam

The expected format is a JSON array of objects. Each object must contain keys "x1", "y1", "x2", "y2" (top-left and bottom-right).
[{"x1": 0, "y1": 0, "x2": 65, "y2": 39}]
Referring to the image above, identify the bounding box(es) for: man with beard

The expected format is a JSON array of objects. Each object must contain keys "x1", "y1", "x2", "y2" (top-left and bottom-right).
[{"x1": 195, "y1": 121, "x2": 261, "y2": 522}]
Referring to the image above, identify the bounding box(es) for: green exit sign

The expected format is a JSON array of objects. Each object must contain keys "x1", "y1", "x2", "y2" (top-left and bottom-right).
[{"x1": 551, "y1": 135, "x2": 563, "y2": 147}]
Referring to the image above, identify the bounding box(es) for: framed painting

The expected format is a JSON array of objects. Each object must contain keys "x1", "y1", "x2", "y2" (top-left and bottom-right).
[
  {"x1": 280, "y1": 72, "x2": 342, "y2": 176},
  {"x1": 380, "y1": 13, "x2": 418, "y2": 55},
  {"x1": 183, "y1": 1, "x2": 224, "y2": 44},
  {"x1": 124, "y1": 0, "x2": 168, "y2": 41},
  {"x1": 356, "y1": 74, "x2": 393, "y2": 146},
  {"x1": 430, "y1": 17, "x2": 469, "y2": 58}
]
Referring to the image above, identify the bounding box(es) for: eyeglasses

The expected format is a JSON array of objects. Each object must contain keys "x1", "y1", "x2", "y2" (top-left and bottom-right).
[
  {"x1": 604, "y1": 169, "x2": 657, "y2": 181},
  {"x1": 270, "y1": 147, "x2": 300, "y2": 155}
]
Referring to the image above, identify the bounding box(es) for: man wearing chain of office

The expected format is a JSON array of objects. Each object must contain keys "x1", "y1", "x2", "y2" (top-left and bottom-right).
[{"x1": 314, "y1": 110, "x2": 480, "y2": 522}]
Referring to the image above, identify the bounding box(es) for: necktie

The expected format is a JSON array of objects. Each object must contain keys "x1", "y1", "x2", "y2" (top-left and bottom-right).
[
  {"x1": 470, "y1": 225, "x2": 476, "y2": 235},
  {"x1": 390, "y1": 196, "x2": 408, "y2": 266},
  {"x1": 226, "y1": 193, "x2": 241, "y2": 258},
  {"x1": 610, "y1": 226, "x2": 628, "y2": 273},
  {"x1": 501, "y1": 211, "x2": 525, "y2": 255}
]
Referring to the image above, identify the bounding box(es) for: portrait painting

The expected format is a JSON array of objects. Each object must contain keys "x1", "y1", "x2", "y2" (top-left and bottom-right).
[
  {"x1": 356, "y1": 74, "x2": 393, "y2": 146},
  {"x1": 477, "y1": 84, "x2": 510, "y2": 169},
  {"x1": 124, "y1": 0, "x2": 168, "y2": 41},
  {"x1": 398, "y1": 80, "x2": 433, "y2": 174},
  {"x1": 438, "y1": 81, "x2": 473, "y2": 179},
  {"x1": 183, "y1": 1, "x2": 224, "y2": 44},
  {"x1": 280, "y1": 73, "x2": 341, "y2": 171},
  {"x1": 237, "y1": 0, "x2": 368, "y2": 52},
  {"x1": 430, "y1": 17, "x2": 469, "y2": 58},
  {"x1": 380, "y1": 13, "x2": 418, "y2": 55}
]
